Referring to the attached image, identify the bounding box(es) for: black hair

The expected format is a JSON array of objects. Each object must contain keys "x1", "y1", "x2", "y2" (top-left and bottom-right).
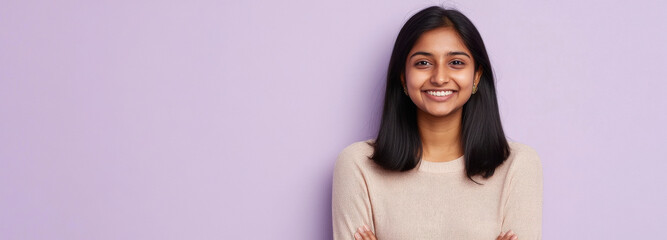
[{"x1": 369, "y1": 6, "x2": 510, "y2": 184}]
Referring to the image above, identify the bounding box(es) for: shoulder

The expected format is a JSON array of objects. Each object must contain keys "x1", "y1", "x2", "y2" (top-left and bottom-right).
[
  {"x1": 334, "y1": 139, "x2": 375, "y2": 170},
  {"x1": 508, "y1": 141, "x2": 540, "y2": 159},
  {"x1": 506, "y1": 141, "x2": 543, "y2": 173}
]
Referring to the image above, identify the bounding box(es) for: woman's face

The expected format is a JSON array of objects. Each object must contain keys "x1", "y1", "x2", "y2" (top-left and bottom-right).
[{"x1": 402, "y1": 27, "x2": 481, "y2": 118}]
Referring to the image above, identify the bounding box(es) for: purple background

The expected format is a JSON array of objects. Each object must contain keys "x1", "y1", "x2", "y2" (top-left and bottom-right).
[{"x1": 2, "y1": 0, "x2": 666, "y2": 239}]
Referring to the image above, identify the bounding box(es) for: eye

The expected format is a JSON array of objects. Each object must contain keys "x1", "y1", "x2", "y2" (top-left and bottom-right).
[
  {"x1": 450, "y1": 60, "x2": 465, "y2": 65},
  {"x1": 415, "y1": 60, "x2": 431, "y2": 66}
]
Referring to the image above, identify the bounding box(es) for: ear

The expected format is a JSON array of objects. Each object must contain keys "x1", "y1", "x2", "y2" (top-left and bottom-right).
[
  {"x1": 400, "y1": 73, "x2": 406, "y2": 87},
  {"x1": 474, "y1": 67, "x2": 483, "y2": 86}
]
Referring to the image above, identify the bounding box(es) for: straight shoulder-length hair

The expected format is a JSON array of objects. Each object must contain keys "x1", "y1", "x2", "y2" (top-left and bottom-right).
[{"x1": 369, "y1": 6, "x2": 510, "y2": 184}]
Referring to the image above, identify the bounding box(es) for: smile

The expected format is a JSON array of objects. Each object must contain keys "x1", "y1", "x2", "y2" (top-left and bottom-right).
[{"x1": 426, "y1": 90, "x2": 454, "y2": 97}]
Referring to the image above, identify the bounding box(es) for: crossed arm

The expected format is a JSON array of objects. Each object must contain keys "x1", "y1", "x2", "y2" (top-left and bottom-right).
[{"x1": 332, "y1": 145, "x2": 543, "y2": 240}]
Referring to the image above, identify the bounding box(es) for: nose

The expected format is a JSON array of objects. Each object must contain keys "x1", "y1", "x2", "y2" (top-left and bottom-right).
[{"x1": 431, "y1": 63, "x2": 449, "y2": 85}]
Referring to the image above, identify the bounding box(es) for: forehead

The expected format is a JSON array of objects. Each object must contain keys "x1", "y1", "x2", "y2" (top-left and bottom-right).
[{"x1": 409, "y1": 27, "x2": 470, "y2": 56}]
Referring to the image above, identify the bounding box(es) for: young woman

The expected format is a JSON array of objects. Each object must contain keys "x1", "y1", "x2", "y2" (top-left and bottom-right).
[{"x1": 332, "y1": 6, "x2": 543, "y2": 240}]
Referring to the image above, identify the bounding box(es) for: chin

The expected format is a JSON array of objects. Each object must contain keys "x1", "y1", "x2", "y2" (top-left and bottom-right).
[
  {"x1": 422, "y1": 106, "x2": 462, "y2": 118},
  {"x1": 430, "y1": 112, "x2": 453, "y2": 118},
  {"x1": 423, "y1": 109, "x2": 453, "y2": 118}
]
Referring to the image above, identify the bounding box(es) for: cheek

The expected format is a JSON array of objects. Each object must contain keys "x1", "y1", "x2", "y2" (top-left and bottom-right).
[
  {"x1": 453, "y1": 72, "x2": 476, "y2": 89},
  {"x1": 404, "y1": 71, "x2": 427, "y2": 88}
]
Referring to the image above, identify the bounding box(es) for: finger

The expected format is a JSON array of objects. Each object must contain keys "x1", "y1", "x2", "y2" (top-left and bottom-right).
[
  {"x1": 362, "y1": 225, "x2": 377, "y2": 240},
  {"x1": 354, "y1": 232, "x2": 362, "y2": 240},
  {"x1": 362, "y1": 224, "x2": 374, "y2": 239},
  {"x1": 499, "y1": 231, "x2": 513, "y2": 240},
  {"x1": 363, "y1": 224, "x2": 377, "y2": 240},
  {"x1": 361, "y1": 225, "x2": 376, "y2": 240},
  {"x1": 498, "y1": 231, "x2": 510, "y2": 240},
  {"x1": 363, "y1": 224, "x2": 371, "y2": 232},
  {"x1": 505, "y1": 230, "x2": 515, "y2": 240},
  {"x1": 357, "y1": 227, "x2": 370, "y2": 240},
  {"x1": 503, "y1": 230, "x2": 516, "y2": 240}
]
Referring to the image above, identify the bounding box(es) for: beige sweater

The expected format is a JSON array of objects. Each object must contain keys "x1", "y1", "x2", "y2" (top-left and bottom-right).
[{"x1": 332, "y1": 140, "x2": 543, "y2": 240}]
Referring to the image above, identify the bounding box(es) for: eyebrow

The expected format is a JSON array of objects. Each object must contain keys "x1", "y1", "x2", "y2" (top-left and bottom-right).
[{"x1": 409, "y1": 51, "x2": 471, "y2": 59}]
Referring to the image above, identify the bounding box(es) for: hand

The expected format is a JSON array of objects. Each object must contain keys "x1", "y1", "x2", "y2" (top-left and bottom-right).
[
  {"x1": 354, "y1": 224, "x2": 518, "y2": 240},
  {"x1": 354, "y1": 224, "x2": 377, "y2": 240},
  {"x1": 496, "y1": 230, "x2": 518, "y2": 240}
]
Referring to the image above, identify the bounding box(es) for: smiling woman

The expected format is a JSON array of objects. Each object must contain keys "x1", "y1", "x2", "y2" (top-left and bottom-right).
[
  {"x1": 404, "y1": 27, "x2": 481, "y2": 120},
  {"x1": 332, "y1": 6, "x2": 543, "y2": 240}
]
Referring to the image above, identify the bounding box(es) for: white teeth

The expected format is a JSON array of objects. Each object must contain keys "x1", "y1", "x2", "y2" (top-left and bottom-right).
[{"x1": 426, "y1": 90, "x2": 453, "y2": 97}]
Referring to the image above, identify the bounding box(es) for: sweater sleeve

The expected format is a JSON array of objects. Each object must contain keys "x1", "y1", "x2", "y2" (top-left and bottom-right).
[
  {"x1": 501, "y1": 146, "x2": 544, "y2": 240},
  {"x1": 332, "y1": 144, "x2": 375, "y2": 240}
]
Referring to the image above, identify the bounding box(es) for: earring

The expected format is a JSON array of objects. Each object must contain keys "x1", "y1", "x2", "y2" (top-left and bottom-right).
[
  {"x1": 403, "y1": 86, "x2": 408, "y2": 95},
  {"x1": 472, "y1": 83, "x2": 478, "y2": 94}
]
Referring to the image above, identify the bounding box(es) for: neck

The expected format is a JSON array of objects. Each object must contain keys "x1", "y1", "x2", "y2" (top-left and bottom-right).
[{"x1": 417, "y1": 108, "x2": 464, "y2": 162}]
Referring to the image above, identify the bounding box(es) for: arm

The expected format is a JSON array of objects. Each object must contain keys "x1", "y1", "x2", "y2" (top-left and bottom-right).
[
  {"x1": 501, "y1": 148, "x2": 544, "y2": 240},
  {"x1": 332, "y1": 144, "x2": 375, "y2": 240}
]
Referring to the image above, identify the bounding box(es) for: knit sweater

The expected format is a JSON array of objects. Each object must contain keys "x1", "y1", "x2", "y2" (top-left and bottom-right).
[{"x1": 332, "y1": 139, "x2": 543, "y2": 240}]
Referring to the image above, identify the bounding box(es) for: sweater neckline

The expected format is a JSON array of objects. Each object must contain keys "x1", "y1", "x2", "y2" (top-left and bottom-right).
[{"x1": 416, "y1": 155, "x2": 465, "y2": 173}]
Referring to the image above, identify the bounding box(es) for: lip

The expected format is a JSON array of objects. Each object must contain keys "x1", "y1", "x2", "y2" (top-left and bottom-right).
[
  {"x1": 422, "y1": 90, "x2": 456, "y2": 102},
  {"x1": 423, "y1": 89, "x2": 457, "y2": 91}
]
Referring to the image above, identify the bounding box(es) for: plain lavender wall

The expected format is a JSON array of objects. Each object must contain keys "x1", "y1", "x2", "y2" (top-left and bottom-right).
[{"x1": 2, "y1": 0, "x2": 666, "y2": 239}]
